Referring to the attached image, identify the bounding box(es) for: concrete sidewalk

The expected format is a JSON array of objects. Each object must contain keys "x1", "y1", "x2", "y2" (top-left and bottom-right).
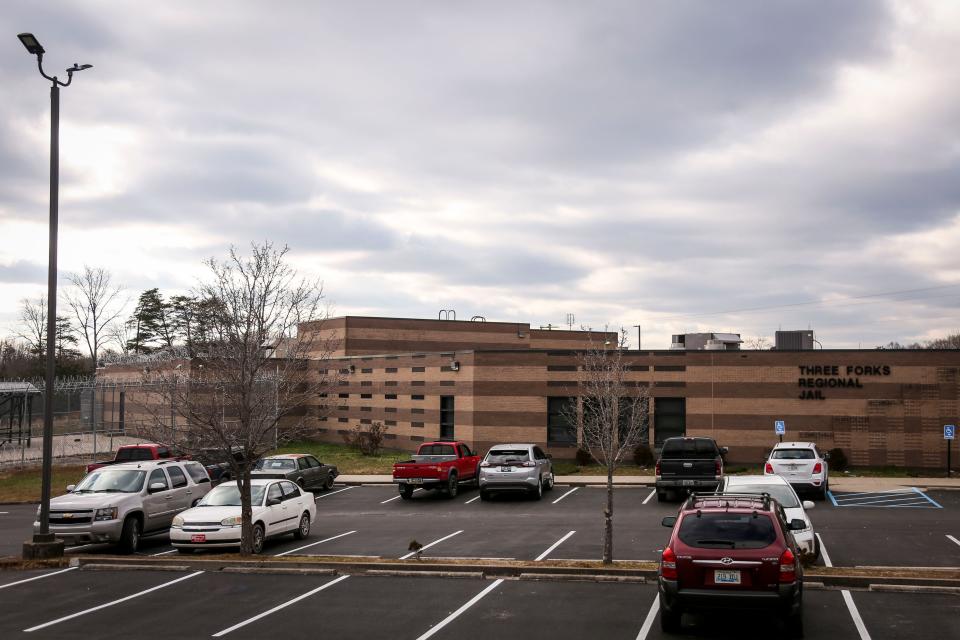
[{"x1": 338, "y1": 474, "x2": 960, "y2": 491}]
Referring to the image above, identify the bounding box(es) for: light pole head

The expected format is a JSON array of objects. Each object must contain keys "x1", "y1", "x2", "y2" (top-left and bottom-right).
[
  {"x1": 17, "y1": 33, "x2": 45, "y2": 55},
  {"x1": 68, "y1": 63, "x2": 93, "y2": 72}
]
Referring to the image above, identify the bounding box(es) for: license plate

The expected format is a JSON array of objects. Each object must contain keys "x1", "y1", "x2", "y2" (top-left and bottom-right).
[
  {"x1": 191, "y1": 534, "x2": 206, "y2": 543},
  {"x1": 500, "y1": 466, "x2": 513, "y2": 472},
  {"x1": 682, "y1": 479, "x2": 695, "y2": 486},
  {"x1": 715, "y1": 570, "x2": 740, "y2": 584},
  {"x1": 408, "y1": 478, "x2": 423, "y2": 485}
]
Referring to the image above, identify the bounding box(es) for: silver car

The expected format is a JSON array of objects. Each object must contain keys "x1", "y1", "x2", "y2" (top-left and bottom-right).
[
  {"x1": 479, "y1": 444, "x2": 554, "y2": 501},
  {"x1": 36, "y1": 459, "x2": 212, "y2": 553}
]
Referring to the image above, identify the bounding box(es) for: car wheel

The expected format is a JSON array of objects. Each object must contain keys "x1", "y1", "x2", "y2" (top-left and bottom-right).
[
  {"x1": 660, "y1": 604, "x2": 681, "y2": 633},
  {"x1": 446, "y1": 473, "x2": 459, "y2": 498},
  {"x1": 480, "y1": 489, "x2": 491, "y2": 501},
  {"x1": 118, "y1": 516, "x2": 141, "y2": 554},
  {"x1": 656, "y1": 490, "x2": 667, "y2": 503},
  {"x1": 544, "y1": 472, "x2": 555, "y2": 491},
  {"x1": 399, "y1": 484, "x2": 414, "y2": 500},
  {"x1": 818, "y1": 482, "x2": 828, "y2": 501},
  {"x1": 251, "y1": 523, "x2": 266, "y2": 554},
  {"x1": 294, "y1": 512, "x2": 311, "y2": 540},
  {"x1": 532, "y1": 478, "x2": 543, "y2": 500},
  {"x1": 297, "y1": 478, "x2": 306, "y2": 490},
  {"x1": 324, "y1": 475, "x2": 335, "y2": 490}
]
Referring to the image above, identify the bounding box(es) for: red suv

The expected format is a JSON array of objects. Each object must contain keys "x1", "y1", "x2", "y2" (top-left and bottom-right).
[{"x1": 658, "y1": 493, "x2": 805, "y2": 637}]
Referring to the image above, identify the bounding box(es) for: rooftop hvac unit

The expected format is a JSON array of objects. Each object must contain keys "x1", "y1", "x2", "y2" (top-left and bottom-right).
[
  {"x1": 775, "y1": 330, "x2": 815, "y2": 350},
  {"x1": 704, "y1": 339, "x2": 728, "y2": 351}
]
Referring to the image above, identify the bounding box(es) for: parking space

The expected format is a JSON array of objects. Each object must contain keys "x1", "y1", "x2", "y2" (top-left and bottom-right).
[
  {"x1": 0, "y1": 567, "x2": 957, "y2": 639},
  {"x1": 828, "y1": 488, "x2": 942, "y2": 509},
  {"x1": 3, "y1": 484, "x2": 959, "y2": 568}
]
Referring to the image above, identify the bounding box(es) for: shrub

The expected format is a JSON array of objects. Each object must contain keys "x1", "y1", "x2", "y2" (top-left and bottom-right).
[
  {"x1": 633, "y1": 443, "x2": 654, "y2": 467},
  {"x1": 827, "y1": 447, "x2": 848, "y2": 472},
  {"x1": 575, "y1": 447, "x2": 594, "y2": 466},
  {"x1": 342, "y1": 421, "x2": 390, "y2": 456}
]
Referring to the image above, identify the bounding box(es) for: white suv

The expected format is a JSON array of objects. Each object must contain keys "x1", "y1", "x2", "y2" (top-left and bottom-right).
[{"x1": 765, "y1": 441, "x2": 829, "y2": 500}]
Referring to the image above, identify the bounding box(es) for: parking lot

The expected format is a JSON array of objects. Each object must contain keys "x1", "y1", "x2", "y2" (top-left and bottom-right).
[{"x1": 1, "y1": 483, "x2": 958, "y2": 638}]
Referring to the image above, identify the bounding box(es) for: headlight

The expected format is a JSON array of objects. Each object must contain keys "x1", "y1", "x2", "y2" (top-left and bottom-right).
[
  {"x1": 172, "y1": 515, "x2": 184, "y2": 528},
  {"x1": 94, "y1": 507, "x2": 118, "y2": 521},
  {"x1": 220, "y1": 516, "x2": 242, "y2": 527},
  {"x1": 36, "y1": 505, "x2": 41, "y2": 517}
]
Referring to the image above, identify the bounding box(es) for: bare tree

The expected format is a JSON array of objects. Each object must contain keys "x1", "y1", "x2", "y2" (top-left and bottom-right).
[
  {"x1": 107, "y1": 322, "x2": 134, "y2": 356},
  {"x1": 562, "y1": 332, "x2": 651, "y2": 565},
  {"x1": 745, "y1": 336, "x2": 770, "y2": 350},
  {"x1": 138, "y1": 242, "x2": 337, "y2": 555},
  {"x1": 64, "y1": 266, "x2": 126, "y2": 367},
  {"x1": 16, "y1": 296, "x2": 47, "y2": 357}
]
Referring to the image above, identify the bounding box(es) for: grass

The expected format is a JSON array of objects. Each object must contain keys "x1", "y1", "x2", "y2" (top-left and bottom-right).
[
  {"x1": 271, "y1": 441, "x2": 410, "y2": 474},
  {"x1": 0, "y1": 464, "x2": 88, "y2": 503}
]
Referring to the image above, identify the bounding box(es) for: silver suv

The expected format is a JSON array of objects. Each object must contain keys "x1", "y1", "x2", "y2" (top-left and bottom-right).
[
  {"x1": 479, "y1": 444, "x2": 554, "y2": 500},
  {"x1": 36, "y1": 459, "x2": 212, "y2": 553}
]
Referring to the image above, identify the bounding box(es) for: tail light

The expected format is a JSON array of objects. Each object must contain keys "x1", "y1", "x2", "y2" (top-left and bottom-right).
[
  {"x1": 765, "y1": 462, "x2": 773, "y2": 474},
  {"x1": 655, "y1": 461, "x2": 662, "y2": 477},
  {"x1": 521, "y1": 461, "x2": 536, "y2": 467},
  {"x1": 714, "y1": 460, "x2": 722, "y2": 476},
  {"x1": 661, "y1": 546, "x2": 678, "y2": 580},
  {"x1": 812, "y1": 462, "x2": 822, "y2": 474},
  {"x1": 779, "y1": 548, "x2": 796, "y2": 583},
  {"x1": 480, "y1": 462, "x2": 492, "y2": 468}
]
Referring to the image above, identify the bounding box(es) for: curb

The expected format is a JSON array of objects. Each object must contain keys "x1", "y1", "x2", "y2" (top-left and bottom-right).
[{"x1": 65, "y1": 556, "x2": 960, "y2": 589}]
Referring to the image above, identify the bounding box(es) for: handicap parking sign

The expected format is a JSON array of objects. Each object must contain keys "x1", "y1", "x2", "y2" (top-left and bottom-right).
[
  {"x1": 946, "y1": 425, "x2": 956, "y2": 440},
  {"x1": 775, "y1": 420, "x2": 786, "y2": 435}
]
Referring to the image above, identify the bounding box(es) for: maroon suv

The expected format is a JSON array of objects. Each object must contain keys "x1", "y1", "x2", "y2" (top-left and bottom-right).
[{"x1": 658, "y1": 493, "x2": 805, "y2": 637}]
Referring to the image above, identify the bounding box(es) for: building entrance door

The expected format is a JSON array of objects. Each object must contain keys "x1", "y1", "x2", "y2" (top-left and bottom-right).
[{"x1": 654, "y1": 398, "x2": 686, "y2": 448}]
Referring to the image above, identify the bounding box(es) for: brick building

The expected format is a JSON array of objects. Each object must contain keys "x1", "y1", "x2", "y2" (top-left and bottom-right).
[{"x1": 101, "y1": 316, "x2": 960, "y2": 470}]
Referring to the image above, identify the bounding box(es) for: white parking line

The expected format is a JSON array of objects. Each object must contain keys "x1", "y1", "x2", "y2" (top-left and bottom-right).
[
  {"x1": 151, "y1": 549, "x2": 179, "y2": 556},
  {"x1": 212, "y1": 575, "x2": 349, "y2": 637},
  {"x1": 642, "y1": 489, "x2": 656, "y2": 505},
  {"x1": 274, "y1": 530, "x2": 357, "y2": 557},
  {"x1": 64, "y1": 543, "x2": 101, "y2": 553},
  {"x1": 381, "y1": 488, "x2": 422, "y2": 504},
  {"x1": 414, "y1": 579, "x2": 503, "y2": 640},
  {"x1": 947, "y1": 534, "x2": 960, "y2": 548},
  {"x1": 552, "y1": 487, "x2": 579, "y2": 504},
  {"x1": 634, "y1": 595, "x2": 660, "y2": 640},
  {"x1": 817, "y1": 534, "x2": 871, "y2": 640},
  {"x1": 842, "y1": 590, "x2": 873, "y2": 640},
  {"x1": 314, "y1": 487, "x2": 354, "y2": 500},
  {"x1": 400, "y1": 530, "x2": 464, "y2": 559},
  {"x1": 25, "y1": 571, "x2": 203, "y2": 632},
  {"x1": 0, "y1": 567, "x2": 77, "y2": 591},
  {"x1": 535, "y1": 530, "x2": 576, "y2": 561},
  {"x1": 464, "y1": 495, "x2": 481, "y2": 504}
]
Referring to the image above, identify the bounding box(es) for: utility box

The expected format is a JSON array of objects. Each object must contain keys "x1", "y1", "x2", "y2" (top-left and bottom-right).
[{"x1": 775, "y1": 330, "x2": 815, "y2": 350}]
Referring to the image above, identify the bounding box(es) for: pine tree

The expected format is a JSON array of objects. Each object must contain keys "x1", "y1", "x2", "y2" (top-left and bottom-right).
[{"x1": 126, "y1": 288, "x2": 166, "y2": 354}]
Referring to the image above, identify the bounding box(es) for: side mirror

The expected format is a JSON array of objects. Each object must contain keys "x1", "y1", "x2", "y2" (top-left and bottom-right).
[
  {"x1": 661, "y1": 516, "x2": 677, "y2": 528},
  {"x1": 267, "y1": 497, "x2": 282, "y2": 506},
  {"x1": 720, "y1": 446, "x2": 729, "y2": 455},
  {"x1": 66, "y1": 484, "x2": 76, "y2": 493},
  {"x1": 802, "y1": 500, "x2": 815, "y2": 510},
  {"x1": 789, "y1": 519, "x2": 806, "y2": 531},
  {"x1": 148, "y1": 482, "x2": 167, "y2": 494},
  {"x1": 823, "y1": 452, "x2": 831, "y2": 460},
  {"x1": 547, "y1": 453, "x2": 553, "y2": 459}
]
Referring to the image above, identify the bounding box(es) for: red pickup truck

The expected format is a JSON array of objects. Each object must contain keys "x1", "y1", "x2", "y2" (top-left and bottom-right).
[
  {"x1": 85, "y1": 443, "x2": 185, "y2": 473},
  {"x1": 393, "y1": 441, "x2": 482, "y2": 499}
]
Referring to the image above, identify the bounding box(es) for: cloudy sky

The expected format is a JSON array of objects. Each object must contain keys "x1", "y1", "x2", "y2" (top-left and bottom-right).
[{"x1": 2, "y1": 1, "x2": 959, "y2": 350}]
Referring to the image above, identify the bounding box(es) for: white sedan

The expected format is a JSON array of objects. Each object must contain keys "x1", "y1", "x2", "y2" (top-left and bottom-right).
[
  {"x1": 171, "y1": 478, "x2": 316, "y2": 553},
  {"x1": 721, "y1": 474, "x2": 819, "y2": 560}
]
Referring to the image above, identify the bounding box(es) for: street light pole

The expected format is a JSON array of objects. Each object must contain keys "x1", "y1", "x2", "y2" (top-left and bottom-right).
[{"x1": 18, "y1": 33, "x2": 92, "y2": 560}]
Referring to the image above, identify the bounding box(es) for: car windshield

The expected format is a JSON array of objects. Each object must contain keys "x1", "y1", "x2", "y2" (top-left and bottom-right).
[
  {"x1": 726, "y1": 484, "x2": 799, "y2": 508},
  {"x1": 199, "y1": 484, "x2": 267, "y2": 507},
  {"x1": 661, "y1": 439, "x2": 717, "y2": 459},
  {"x1": 678, "y1": 513, "x2": 777, "y2": 549},
  {"x1": 486, "y1": 449, "x2": 530, "y2": 463},
  {"x1": 771, "y1": 449, "x2": 816, "y2": 460},
  {"x1": 73, "y1": 469, "x2": 146, "y2": 493},
  {"x1": 254, "y1": 459, "x2": 296, "y2": 471}
]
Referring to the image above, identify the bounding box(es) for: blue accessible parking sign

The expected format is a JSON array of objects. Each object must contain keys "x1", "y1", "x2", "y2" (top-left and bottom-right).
[
  {"x1": 946, "y1": 425, "x2": 956, "y2": 440},
  {"x1": 775, "y1": 420, "x2": 786, "y2": 435}
]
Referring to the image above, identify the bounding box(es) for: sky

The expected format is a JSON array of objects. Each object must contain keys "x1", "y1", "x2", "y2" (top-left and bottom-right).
[{"x1": 1, "y1": 0, "x2": 959, "y2": 351}]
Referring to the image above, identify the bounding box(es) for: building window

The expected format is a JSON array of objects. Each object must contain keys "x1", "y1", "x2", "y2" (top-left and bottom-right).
[
  {"x1": 338, "y1": 417, "x2": 348, "y2": 423},
  {"x1": 412, "y1": 366, "x2": 426, "y2": 372},
  {"x1": 338, "y1": 393, "x2": 349, "y2": 398},
  {"x1": 361, "y1": 393, "x2": 372, "y2": 399},
  {"x1": 385, "y1": 420, "x2": 397, "y2": 426},
  {"x1": 386, "y1": 367, "x2": 398, "y2": 373},
  {"x1": 440, "y1": 395, "x2": 454, "y2": 439},
  {"x1": 547, "y1": 397, "x2": 576, "y2": 444},
  {"x1": 412, "y1": 394, "x2": 424, "y2": 400},
  {"x1": 361, "y1": 368, "x2": 373, "y2": 374},
  {"x1": 412, "y1": 421, "x2": 425, "y2": 428}
]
